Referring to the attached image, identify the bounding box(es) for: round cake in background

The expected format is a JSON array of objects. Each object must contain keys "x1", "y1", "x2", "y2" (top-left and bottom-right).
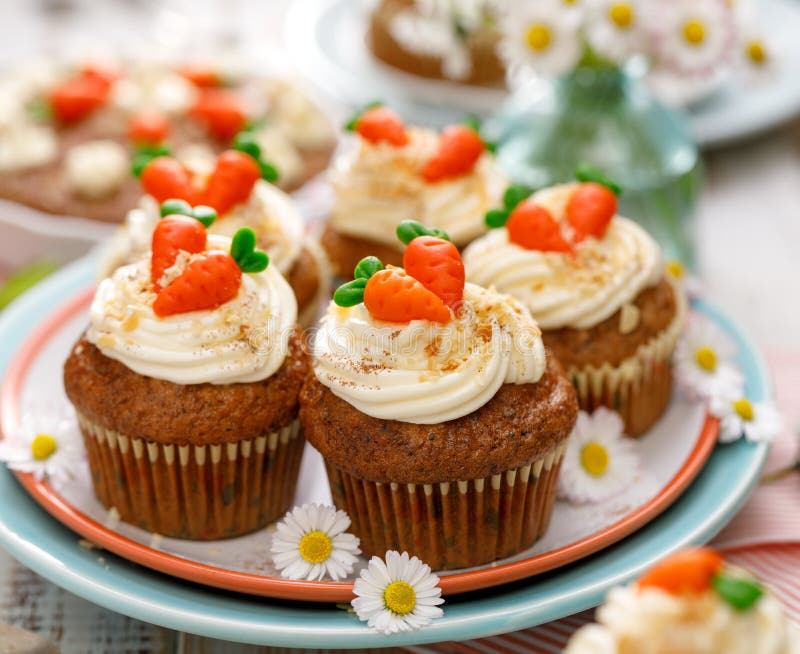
[
  {"x1": 301, "y1": 222, "x2": 578, "y2": 570},
  {"x1": 0, "y1": 57, "x2": 336, "y2": 224},
  {"x1": 368, "y1": 0, "x2": 506, "y2": 86},
  {"x1": 64, "y1": 221, "x2": 307, "y2": 540},
  {"x1": 463, "y1": 179, "x2": 687, "y2": 437}
]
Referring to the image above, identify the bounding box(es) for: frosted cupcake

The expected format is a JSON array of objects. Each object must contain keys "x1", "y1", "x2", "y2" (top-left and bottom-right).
[
  {"x1": 64, "y1": 216, "x2": 307, "y2": 539},
  {"x1": 463, "y1": 175, "x2": 687, "y2": 436},
  {"x1": 301, "y1": 221, "x2": 578, "y2": 570},
  {"x1": 322, "y1": 105, "x2": 507, "y2": 277},
  {"x1": 101, "y1": 143, "x2": 328, "y2": 326},
  {"x1": 566, "y1": 548, "x2": 800, "y2": 653}
]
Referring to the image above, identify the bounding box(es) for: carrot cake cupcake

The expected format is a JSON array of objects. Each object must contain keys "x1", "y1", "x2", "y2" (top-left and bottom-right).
[
  {"x1": 565, "y1": 548, "x2": 800, "y2": 653},
  {"x1": 101, "y1": 144, "x2": 328, "y2": 326},
  {"x1": 301, "y1": 221, "x2": 578, "y2": 570},
  {"x1": 0, "y1": 57, "x2": 335, "y2": 224},
  {"x1": 64, "y1": 216, "x2": 307, "y2": 539},
  {"x1": 462, "y1": 175, "x2": 687, "y2": 436},
  {"x1": 368, "y1": 0, "x2": 505, "y2": 86},
  {"x1": 322, "y1": 105, "x2": 508, "y2": 277}
]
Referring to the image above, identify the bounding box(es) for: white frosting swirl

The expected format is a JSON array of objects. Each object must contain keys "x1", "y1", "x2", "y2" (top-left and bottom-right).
[
  {"x1": 105, "y1": 180, "x2": 305, "y2": 278},
  {"x1": 87, "y1": 234, "x2": 298, "y2": 385},
  {"x1": 65, "y1": 140, "x2": 129, "y2": 199},
  {"x1": 312, "y1": 282, "x2": 546, "y2": 423},
  {"x1": 462, "y1": 183, "x2": 663, "y2": 330},
  {"x1": 330, "y1": 127, "x2": 507, "y2": 250},
  {"x1": 566, "y1": 584, "x2": 800, "y2": 654}
]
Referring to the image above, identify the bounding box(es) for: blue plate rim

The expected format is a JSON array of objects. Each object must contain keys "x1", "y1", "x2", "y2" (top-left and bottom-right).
[{"x1": 0, "y1": 253, "x2": 770, "y2": 647}]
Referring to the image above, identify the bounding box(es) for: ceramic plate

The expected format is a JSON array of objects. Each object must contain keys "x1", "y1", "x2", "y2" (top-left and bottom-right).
[
  {"x1": 0, "y1": 254, "x2": 770, "y2": 647},
  {"x1": 286, "y1": 0, "x2": 800, "y2": 147},
  {"x1": 2, "y1": 287, "x2": 715, "y2": 602}
]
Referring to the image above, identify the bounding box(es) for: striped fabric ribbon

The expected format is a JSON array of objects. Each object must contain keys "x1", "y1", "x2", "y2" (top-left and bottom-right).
[{"x1": 409, "y1": 351, "x2": 800, "y2": 653}]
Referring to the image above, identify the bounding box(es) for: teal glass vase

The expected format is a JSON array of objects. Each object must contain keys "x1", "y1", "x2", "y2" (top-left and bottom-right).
[{"x1": 485, "y1": 63, "x2": 702, "y2": 264}]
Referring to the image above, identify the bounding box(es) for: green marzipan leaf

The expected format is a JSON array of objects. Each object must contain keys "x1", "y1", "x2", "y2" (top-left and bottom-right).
[
  {"x1": 160, "y1": 199, "x2": 193, "y2": 217},
  {"x1": 712, "y1": 574, "x2": 764, "y2": 611},
  {"x1": 354, "y1": 256, "x2": 383, "y2": 280},
  {"x1": 333, "y1": 278, "x2": 367, "y2": 307},
  {"x1": 575, "y1": 163, "x2": 623, "y2": 196},
  {"x1": 233, "y1": 133, "x2": 262, "y2": 160},
  {"x1": 239, "y1": 251, "x2": 269, "y2": 273},
  {"x1": 192, "y1": 205, "x2": 217, "y2": 227},
  {"x1": 485, "y1": 208, "x2": 510, "y2": 228},
  {"x1": 396, "y1": 220, "x2": 451, "y2": 245},
  {"x1": 259, "y1": 160, "x2": 279, "y2": 183},
  {"x1": 231, "y1": 228, "x2": 257, "y2": 262},
  {"x1": 503, "y1": 185, "x2": 533, "y2": 210}
]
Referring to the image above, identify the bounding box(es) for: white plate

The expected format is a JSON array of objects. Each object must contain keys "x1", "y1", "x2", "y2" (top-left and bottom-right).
[{"x1": 286, "y1": 0, "x2": 800, "y2": 147}]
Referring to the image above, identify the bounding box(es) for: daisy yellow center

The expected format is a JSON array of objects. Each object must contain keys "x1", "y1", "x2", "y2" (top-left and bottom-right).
[
  {"x1": 683, "y1": 19, "x2": 706, "y2": 46},
  {"x1": 666, "y1": 260, "x2": 685, "y2": 278},
  {"x1": 298, "y1": 530, "x2": 332, "y2": 564},
  {"x1": 733, "y1": 398, "x2": 755, "y2": 421},
  {"x1": 526, "y1": 23, "x2": 552, "y2": 52},
  {"x1": 609, "y1": 3, "x2": 634, "y2": 29},
  {"x1": 746, "y1": 40, "x2": 768, "y2": 65},
  {"x1": 31, "y1": 434, "x2": 58, "y2": 461},
  {"x1": 383, "y1": 581, "x2": 416, "y2": 616},
  {"x1": 694, "y1": 347, "x2": 717, "y2": 372},
  {"x1": 563, "y1": 0, "x2": 578, "y2": 4},
  {"x1": 580, "y1": 442, "x2": 610, "y2": 477}
]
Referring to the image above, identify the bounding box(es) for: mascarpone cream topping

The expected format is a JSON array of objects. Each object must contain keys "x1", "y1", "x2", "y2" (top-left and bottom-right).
[
  {"x1": 87, "y1": 234, "x2": 298, "y2": 385},
  {"x1": 462, "y1": 183, "x2": 663, "y2": 330},
  {"x1": 312, "y1": 282, "x2": 546, "y2": 424},
  {"x1": 330, "y1": 127, "x2": 507, "y2": 250}
]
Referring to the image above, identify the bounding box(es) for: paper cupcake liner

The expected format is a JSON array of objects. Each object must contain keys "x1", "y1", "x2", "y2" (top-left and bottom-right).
[
  {"x1": 76, "y1": 413, "x2": 304, "y2": 540},
  {"x1": 568, "y1": 281, "x2": 688, "y2": 437},
  {"x1": 325, "y1": 441, "x2": 567, "y2": 571}
]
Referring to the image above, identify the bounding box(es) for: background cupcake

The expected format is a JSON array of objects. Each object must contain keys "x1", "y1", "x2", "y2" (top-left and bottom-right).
[
  {"x1": 64, "y1": 217, "x2": 307, "y2": 539},
  {"x1": 301, "y1": 221, "x2": 578, "y2": 570},
  {"x1": 565, "y1": 548, "x2": 800, "y2": 653},
  {"x1": 368, "y1": 0, "x2": 506, "y2": 86},
  {"x1": 101, "y1": 144, "x2": 329, "y2": 326},
  {"x1": 322, "y1": 105, "x2": 507, "y2": 277},
  {"x1": 463, "y1": 177, "x2": 687, "y2": 436}
]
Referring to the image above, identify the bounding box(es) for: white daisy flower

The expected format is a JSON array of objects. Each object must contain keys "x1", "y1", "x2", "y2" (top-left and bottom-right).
[
  {"x1": 352, "y1": 550, "x2": 444, "y2": 634},
  {"x1": 585, "y1": 0, "x2": 648, "y2": 63},
  {"x1": 665, "y1": 259, "x2": 704, "y2": 299},
  {"x1": 0, "y1": 407, "x2": 84, "y2": 490},
  {"x1": 674, "y1": 313, "x2": 745, "y2": 401},
  {"x1": 651, "y1": 0, "x2": 737, "y2": 76},
  {"x1": 710, "y1": 393, "x2": 783, "y2": 444},
  {"x1": 497, "y1": 0, "x2": 582, "y2": 77},
  {"x1": 270, "y1": 503, "x2": 361, "y2": 581},
  {"x1": 558, "y1": 408, "x2": 640, "y2": 504}
]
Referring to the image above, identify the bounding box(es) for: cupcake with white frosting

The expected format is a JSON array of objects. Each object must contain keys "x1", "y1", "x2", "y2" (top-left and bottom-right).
[
  {"x1": 64, "y1": 215, "x2": 308, "y2": 539},
  {"x1": 301, "y1": 221, "x2": 578, "y2": 570},
  {"x1": 463, "y1": 175, "x2": 687, "y2": 436},
  {"x1": 322, "y1": 105, "x2": 508, "y2": 277},
  {"x1": 565, "y1": 548, "x2": 800, "y2": 654},
  {"x1": 101, "y1": 145, "x2": 328, "y2": 326}
]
